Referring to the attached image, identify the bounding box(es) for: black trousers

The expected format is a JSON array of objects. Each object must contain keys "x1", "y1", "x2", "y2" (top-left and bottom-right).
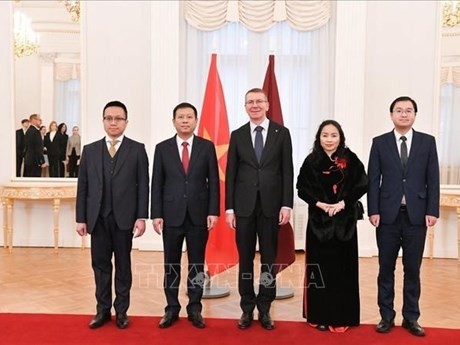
[
  {"x1": 162, "y1": 213, "x2": 208, "y2": 315},
  {"x1": 91, "y1": 213, "x2": 133, "y2": 314},
  {"x1": 48, "y1": 154, "x2": 60, "y2": 177},
  {"x1": 376, "y1": 207, "x2": 427, "y2": 321},
  {"x1": 16, "y1": 154, "x2": 23, "y2": 177},
  {"x1": 236, "y1": 196, "x2": 279, "y2": 314},
  {"x1": 23, "y1": 164, "x2": 41, "y2": 177},
  {"x1": 68, "y1": 150, "x2": 79, "y2": 177}
]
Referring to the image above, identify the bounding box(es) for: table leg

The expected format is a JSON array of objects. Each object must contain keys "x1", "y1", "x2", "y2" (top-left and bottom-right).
[
  {"x1": 6, "y1": 198, "x2": 13, "y2": 253},
  {"x1": 53, "y1": 199, "x2": 61, "y2": 253},
  {"x1": 427, "y1": 225, "x2": 434, "y2": 259},
  {"x1": 2, "y1": 198, "x2": 7, "y2": 248},
  {"x1": 456, "y1": 207, "x2": 460, "y2": 263}
]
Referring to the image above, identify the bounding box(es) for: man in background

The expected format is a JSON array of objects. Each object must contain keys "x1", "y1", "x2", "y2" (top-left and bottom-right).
[
  {"x1": 16, "y1": 118, "x2": 29, "y2": 177},
  {"x1": 23, "y1": 114, "x2": 46, "y2": 177}
]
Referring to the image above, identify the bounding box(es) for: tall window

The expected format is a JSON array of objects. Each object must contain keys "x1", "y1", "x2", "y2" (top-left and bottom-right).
[
  {"x1": 182, "y1": 21, "x2": 335, "y2": 184},
  {"x1": 439, "y1": 83, "x2": 460, "y2": 185},
  {"x1": 54, "y1": 78, "x2": 80, "y2": 129}
]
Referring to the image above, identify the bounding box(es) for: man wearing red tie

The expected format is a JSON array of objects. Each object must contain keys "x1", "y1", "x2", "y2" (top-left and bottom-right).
[{"x1": 151, "y1": 102, "x2": 220, "y2": 329}]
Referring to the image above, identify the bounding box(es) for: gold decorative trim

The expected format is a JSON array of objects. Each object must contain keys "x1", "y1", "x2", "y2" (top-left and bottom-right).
[{"x1": 1, "y1": 186, "x2": 76, "y2": 199}]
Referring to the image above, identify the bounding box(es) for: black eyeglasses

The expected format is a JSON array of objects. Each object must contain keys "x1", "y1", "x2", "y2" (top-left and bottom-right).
[{"x1": 104, "y1": 116, "x2": 126, "y2": 123}]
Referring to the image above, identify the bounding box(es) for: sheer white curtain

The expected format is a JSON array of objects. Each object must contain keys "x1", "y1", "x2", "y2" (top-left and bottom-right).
[
  {"x1": 182, "y1": 21, "x2": 335, "y2": 181},
  {"x1": 54, "y1": 79, "x2": 81, "y2": 129},
  {"x1": 439, "y1": 83, "x2": 460, "y2": 185}
]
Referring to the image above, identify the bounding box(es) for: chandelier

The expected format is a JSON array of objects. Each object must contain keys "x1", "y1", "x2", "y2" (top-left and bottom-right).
[
  {"x1": 443, "y1": 1, "x2": 460, "y2": 27},
  {"x1": 13, "y1": 11, "x2": 39, "y2": 58},
  {"x1": 61, "y1": 0, "x2": 80, "y2": 22}
]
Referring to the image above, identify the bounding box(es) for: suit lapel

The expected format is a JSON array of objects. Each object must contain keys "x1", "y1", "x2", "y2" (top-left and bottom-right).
[
  {"x1": 241, "y1": 123, "x2": 258, "y2": 165},
  {"x1": 260, "y1": 121, "x2": 280, "y2": 164},
  {"x1": 113, "y1": 137, "x2": 131, "y2": 177},
  {"x1": 407, "y1": 130, "x2": 421, "y2": 171},
  {"x1": 168, "y1": 135, "x2": 184, "y2": 175},
  {"x1": 189, "y1": 136, "x2": 203, "y2": 173},
  {"x1": 385, "y1": 131, "x2": 403, "y2": 171},
  {"x1": 93, "y1": 139, "x2": 104, "y2": 184}
]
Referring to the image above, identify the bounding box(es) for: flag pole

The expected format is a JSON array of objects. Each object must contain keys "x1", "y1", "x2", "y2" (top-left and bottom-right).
[
  {"x1": 262, "y1": 54, "x2": 296, "y2": 300},
  {"x1": 202, "y1": 270, "x2": 230, "y2": 299}
]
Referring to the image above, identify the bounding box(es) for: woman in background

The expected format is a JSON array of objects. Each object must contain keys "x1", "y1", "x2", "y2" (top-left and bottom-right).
[
  {"x1": 44, "y1": 121, "x2": 59, "y2": 177},
  {"x1": 40, "y1": 125, "x2": 49, "y2": 177},
  {"x1": 57, "y1": 123, "x2": 68, "y2": 177},
  {"x1": 66, "y1": 126, "x2": 81, "y2": 177},
  {"x1": 296, "y1": 120, "x2": 367, "y2": 333}
]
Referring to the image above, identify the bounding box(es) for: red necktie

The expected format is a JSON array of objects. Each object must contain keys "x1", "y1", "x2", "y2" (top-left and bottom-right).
[{"x1": 182, "y1": 142, "x2": 189, "y2": 173}]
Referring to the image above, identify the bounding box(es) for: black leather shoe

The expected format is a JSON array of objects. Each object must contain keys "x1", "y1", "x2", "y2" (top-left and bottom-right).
[
  {"x1": 237, "y1": 312, "x2": 253, "y2": 329},
  {"x1": 89, "y1": 312, "x2": 111, "y2": 329},
  {"x1": 187, "y1": 311, "x2": 205, "y2": 329},
  {"x1": 116, "y1": 313, "x2": 129, "y2": 329},
  {"x1": 159, "y1": 311, "x2": 179, "y2": 329},
  {"x1": 376, "y1": 318, "x2": 395, "y2": 333},
  {"x1": 258, "y1": 312, "x2": 274, "y2": 330},
  {"x1": 316, "y1": 324, "x2": 328, "y2": 331},
  {"x1": 402, "y1": 319, "x2": 425, "y2": 337}
]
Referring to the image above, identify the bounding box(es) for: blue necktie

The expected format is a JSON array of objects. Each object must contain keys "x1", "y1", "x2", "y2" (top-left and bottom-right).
[
  {"x1": 254, "y1": 126, "x2": 263, "y2": 163},
  {"x1": 400, "y1": 136, "x2": 408, "y2": 169}
]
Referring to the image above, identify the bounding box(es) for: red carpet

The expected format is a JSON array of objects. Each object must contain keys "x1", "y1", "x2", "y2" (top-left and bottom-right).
[{"x1": 1, "y1": 313, "x2": 459, "y2": 345}]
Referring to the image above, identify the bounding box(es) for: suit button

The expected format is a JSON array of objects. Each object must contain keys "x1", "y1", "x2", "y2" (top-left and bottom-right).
[
  {"x1": 402, "y1": 179, "x2": 406, "y2": 182},
  {"x1": 184, "y1": 195, "x2": 187, "y2": 198}
]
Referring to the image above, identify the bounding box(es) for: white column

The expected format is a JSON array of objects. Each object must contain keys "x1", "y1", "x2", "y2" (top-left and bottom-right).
[
  {"x1": 138, "y1": 1, "x2": 181, "y2": 251},
  {"x1": 334, "y1": 1, "x2": 373, "y2": 257},
  {"x1": 333, "y1": 1, "x2": 367, "y2": 159},
  {"x1": 39, "y1": 52, "x2": 56, "y2": 124}
]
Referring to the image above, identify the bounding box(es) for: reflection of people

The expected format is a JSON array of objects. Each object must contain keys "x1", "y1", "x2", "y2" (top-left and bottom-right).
[
  {"x1": 24, "y1": 114, "x2": 46, "y2": 177},
  {"x1": 367, "y1": 96, "x2": 440, "y2": 337},
  {"x1": 225, "y1": 88, "x2": 293, "y2": 330},
  {"x1": 40, "y1": 125, "x2": 49, "y2": 177},
  {"x1": 57, "y1": 123, "x2": 68, "y2": 177},
  {"x1": 296, "y1": 120, "x2": 368, "y2": 333},
  {"x1": 151, "y1": 102, "x2": 219, "y2": 329},
  {"x1": 44, "y1": 121, "x2": 60, "y2": 177},
  {"x1": 76, "y1": 101, "x2": 149, "y2": 330},
  {"x1": 66, "y1": 126, "x2": 81, "y2": 177},
  {"x1": 16, "y1": 118, "x2": 30, "y2": 177}
]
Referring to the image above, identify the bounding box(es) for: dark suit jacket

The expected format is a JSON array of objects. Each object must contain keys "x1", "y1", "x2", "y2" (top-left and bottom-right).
[
  {"x1": 16, "y1": 128, "x2": 26, "y2": 158},
  {"x1": 367, "y1": 129, "x2": 440, "y2": 225},
  {"x1": 76, "y1": 137, "x2": 149, "y2": 233},
  {"x1": 150, "y1": 135, "x2": 219, "y2": 227},
  {"x1": 226, "y1": 120, "x2": 294, "y2": 217},
  {"x1": 24, "y1": 125, "x2": 45, "y2": 167},
  {"x1": 44, "y1": 132, "x2": 60, "y2": 157}
]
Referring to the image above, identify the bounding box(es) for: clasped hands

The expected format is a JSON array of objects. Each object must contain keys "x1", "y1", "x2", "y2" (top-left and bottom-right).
[{"x1": 316, "y1": 200, "x2": 345, "y2": 217}]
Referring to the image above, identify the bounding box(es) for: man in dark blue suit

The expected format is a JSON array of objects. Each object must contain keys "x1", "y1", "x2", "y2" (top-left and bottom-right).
[
  {"x1": 76, "y1": 100, "x2": 149, "y2": 330},
  {"x1": 226, "y1": 88, "x2": 293, "y2": 330},
  {"x1": 367, "y1": 96, "x2": 440, "y2": 337},
  {"x1": 151, "y1": 102, "x2": 219, "y2": 329}
]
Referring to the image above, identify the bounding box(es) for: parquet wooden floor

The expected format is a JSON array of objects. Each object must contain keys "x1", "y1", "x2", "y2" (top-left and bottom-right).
[{"x1": 1, "y1": 248, "x2": 459, "y2": 329}]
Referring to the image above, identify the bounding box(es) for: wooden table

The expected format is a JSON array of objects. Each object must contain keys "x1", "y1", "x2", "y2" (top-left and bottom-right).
[
  {"x1": 428, "y1": 191, "x2": 460, "y2": 261},
  {"x1": 1, "y1": 184, "x2": 77, "y2": 253}
]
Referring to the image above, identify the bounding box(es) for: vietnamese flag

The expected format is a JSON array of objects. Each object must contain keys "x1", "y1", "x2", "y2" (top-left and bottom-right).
[
  {"x1": 198, "y1": 54, "x2": 238, "y2": 277},
  {"x1": 263, "y1": 54, "x2": 296, "y2": 274}
]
